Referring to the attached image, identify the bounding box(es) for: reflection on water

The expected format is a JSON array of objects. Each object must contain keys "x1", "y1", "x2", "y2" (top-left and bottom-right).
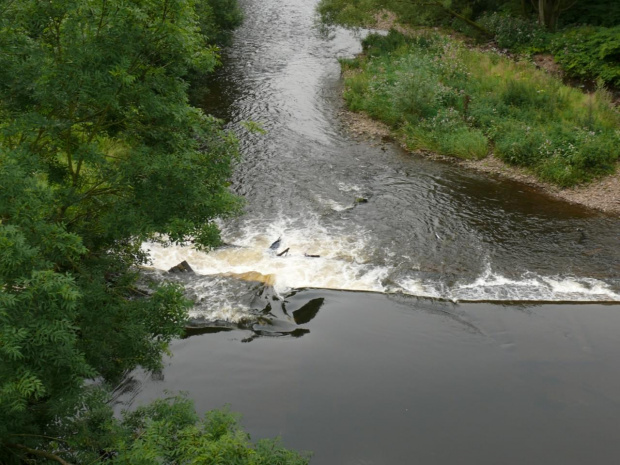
[{"x1": 291, "y1": 298, "x2": 324, "y2": 324}]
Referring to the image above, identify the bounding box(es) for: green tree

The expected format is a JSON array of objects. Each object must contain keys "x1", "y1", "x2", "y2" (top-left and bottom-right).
[
  {"x1": 197, "y1": 0, "x2": 244, "y2": 45},
  {"x1": 56, "y1": 395, "x2": 310, "y2": 464},
  {"x1": 0, "y1": 0, "x2": 301, "y2": 462}
]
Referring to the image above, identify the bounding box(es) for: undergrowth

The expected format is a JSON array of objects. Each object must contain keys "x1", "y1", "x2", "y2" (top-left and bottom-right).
[
  {"x1": 342, "y1": 30, "x2": 620, "y2": 186},
  {"x1": 479, "y1": 14, "x2": 620, "y2": 86},
  {"x1": 551, "y1": 26, "x2": 620, "y2": 87}
]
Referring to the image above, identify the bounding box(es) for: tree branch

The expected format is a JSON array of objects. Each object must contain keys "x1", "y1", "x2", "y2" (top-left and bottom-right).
[
  {"x1": 559, "y1": 0, "x2": 578, "y2": 12},
  {"x1": 0, "y1": 0, "x2": 17, "y2": 17},
  {"x1": 9, "y1": 434, "x2": 70, "y2": 444},
  {"x1": 6, "y1": 443, "x2": 74, "y2": 465},
  {"x1": 97, "y1": 0, "x2": 107, "y2": 37}
]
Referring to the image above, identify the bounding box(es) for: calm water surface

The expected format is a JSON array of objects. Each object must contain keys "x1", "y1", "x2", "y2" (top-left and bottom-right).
[
  {"x1": 125, "y1": 292, "x2": 620, "y2": 464},
  {"x1": 128, "y1": 0, "x2": 620, "y2": 462}
]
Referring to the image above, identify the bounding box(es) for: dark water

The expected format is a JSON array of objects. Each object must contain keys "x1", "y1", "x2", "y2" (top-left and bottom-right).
[
  {"x1": 129, "y1": 0, "x2": 620, "y2": 462},
  {"x1": 124, "y1": 292, "x2": 620, "y2": 464}
]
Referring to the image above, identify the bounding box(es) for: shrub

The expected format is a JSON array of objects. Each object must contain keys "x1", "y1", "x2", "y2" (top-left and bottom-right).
[
  {"x1": 494, "y1": 121, "x2": 548, "y2": 166},
  {"x1": 551, "y1": 26, "x2": 620, "y2": 86},
  {"x1": 560, "y1": 0, "x2": 620, "y2": 28},
  {"x1": 362, "y1": 29, "x2": 410, "y2": 56},
  {"x1": 495, "y1": 122, "x2": 620, "y2": 185},
  {"x1": 478, "y1": 12, "x2": 549, "y2": 51},
  {"x1": 58, "y1": 395, "x2": 311, "y2": 464}
]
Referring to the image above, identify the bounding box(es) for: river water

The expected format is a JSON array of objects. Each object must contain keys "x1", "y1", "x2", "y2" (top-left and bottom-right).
[{"x1": 127, "y1": 0, "x2": 620, "y2": 462}]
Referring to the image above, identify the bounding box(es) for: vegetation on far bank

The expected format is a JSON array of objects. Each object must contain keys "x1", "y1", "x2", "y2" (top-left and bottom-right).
[
  {"x1": 318, "y1": 0, "x2": 620, "y2": 87},
  {"x1": 320, "y1": 0, "x2": 620, "y2": 187},
  {"x1": 341, "y1": 30, "x2": 619, "y2": 186},
  {"x1": 0, "y1": 0, "x2": 307, "y2": 462}
]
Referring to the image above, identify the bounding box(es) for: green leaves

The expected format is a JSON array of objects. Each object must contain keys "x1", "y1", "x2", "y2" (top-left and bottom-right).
[
  {"x1": 341, "y1": 30, "x2": 620, "y2": 184},
  {"x1": 0, "y1": 0, "x2": 238, "y2": 250},
  {"x1": 0, "y1": 0, "x2": 246, "y2": 459},
  {"x1": 106, "y1": 397, "x2": 311, "y2": 465},
  {"x1": 552, "y1": 26, "x2": 620, "y2": 86}
]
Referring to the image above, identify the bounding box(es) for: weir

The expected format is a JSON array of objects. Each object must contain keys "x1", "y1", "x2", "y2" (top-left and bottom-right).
[{"x1": 141, "y1": 0, "x2": 619, "y2": 321}]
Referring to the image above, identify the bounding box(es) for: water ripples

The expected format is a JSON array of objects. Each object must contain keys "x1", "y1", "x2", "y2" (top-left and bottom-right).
[{"x1": 145, "y1": 0, "x2": 620, "y2": 322}]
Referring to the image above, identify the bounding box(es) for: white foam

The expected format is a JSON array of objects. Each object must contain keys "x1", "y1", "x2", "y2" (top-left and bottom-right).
[
  {"x1": 541, "y1": 276, "x2": 620, "y2": 300},
  {"x1": 446, "y1": 265, "x2": 620, "y2": 302},
  {"x1": 315, "y1": 195, "x2": 355, "y2": 212},
  {"x1": 396, "y1": 278, "x2": 441, "y2": 298},
  {"x1": 143, "y1": 226, "x2": 619, "y2": 323},
  {"x1": 337, "y1": 182, "x2": 362, "y2": 193},
  {"x1": 144, "y1": 217, "x2": 389, "y2": 297},
  {"x1": 193, "y1": 305, "x2": 252, "y2": 323}
]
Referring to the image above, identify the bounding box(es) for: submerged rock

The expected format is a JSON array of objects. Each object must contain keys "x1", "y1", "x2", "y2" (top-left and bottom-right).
[{"x1": 224, "y1": 270, "x2": 276, "y2": 286}]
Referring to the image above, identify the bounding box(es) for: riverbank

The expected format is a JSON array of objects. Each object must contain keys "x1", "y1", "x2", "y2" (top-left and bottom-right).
[
  {"x1": 341, "y1": 107, "x2": 620, "y2": 215},
  {"x1": 337, "y1": 15, "x2": 620, "y2": 215}
]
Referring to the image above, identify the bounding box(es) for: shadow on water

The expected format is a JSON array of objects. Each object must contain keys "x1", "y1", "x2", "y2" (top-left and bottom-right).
[
  {"x1": 183, "y1": 326, "x2": 235, "y2": 338},
  {"x1": 290, "y1": 297, "x2": 325, "y2": 324},
  {"x1": 181, "y1": 286, "x2": 325, "y2": 340},
  {"x1": 189, "y1": 49, "x2": 242, "y2": 122}
]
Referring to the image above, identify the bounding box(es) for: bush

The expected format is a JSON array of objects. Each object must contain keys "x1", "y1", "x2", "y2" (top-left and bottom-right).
[
  {"x1": 362, "y1": 29, "x2": 410, "y2": 56},
  {"x1": 494, "y1": 121, "x2": 548, "y2": 166},
  {"x1": 495, "y1": 122, "x2": 620, "y2": 185},
  {"x1": 56, "y1": 394, "x2": 311, "y2": 464},
  {"x1": 560, "y1": 0, "x2": 620, "y2": 28},
  {"x1": 551, "y1": 26, "x2": 620, "y2": 86},
  {"x1": 403, "y1": 109, "x2": 489, "y2": 160},
  {"x1": 478, "y1": 12, "x2": 549, "y2": 51}
]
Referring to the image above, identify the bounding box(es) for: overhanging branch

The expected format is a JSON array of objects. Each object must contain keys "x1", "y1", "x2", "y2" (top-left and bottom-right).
[{"x1": 6, "y1": 443, "x2": 74, "y2": 465}]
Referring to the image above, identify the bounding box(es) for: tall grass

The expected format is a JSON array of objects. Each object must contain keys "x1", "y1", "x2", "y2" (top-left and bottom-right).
[{"x1": 342, "y1": 30, "x2": 620, "y2": 186}]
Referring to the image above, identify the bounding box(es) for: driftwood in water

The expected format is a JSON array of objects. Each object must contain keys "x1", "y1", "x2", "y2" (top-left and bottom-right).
[
  {"x1": 168, "y1": 260, "x2": 194, "y2": 273},
  {"x1": 304, "y1": 253, "x2": 320, "y2": 258},
  {"x1": 277, "y1": 247, "x2": 290, "y2": 257}
]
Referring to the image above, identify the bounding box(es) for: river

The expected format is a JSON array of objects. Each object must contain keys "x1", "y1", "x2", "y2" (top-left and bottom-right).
[{"x1": 125, "y1": 0, "x2": 620, "y2": 462}]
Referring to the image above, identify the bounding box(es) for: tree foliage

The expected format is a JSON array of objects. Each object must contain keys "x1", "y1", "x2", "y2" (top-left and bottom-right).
[
  {"x1": 196, "y1": 0, "x2": 244, "y2": 45},
  {"x1": 533, "y1": 0, "x2": 577, "y2": 30},
  {"x1": 318, "y1": 0, "x2": 619, "y2": 32},
  {"x1": 58, "y1": 395, "x2": 310, "y2": 464},
  {"x1": 0, "y1": 0, "x2": 306, "y2": 462},
  {"x1": 318, "y1": 0, "x2": 619, "y2": 85}
]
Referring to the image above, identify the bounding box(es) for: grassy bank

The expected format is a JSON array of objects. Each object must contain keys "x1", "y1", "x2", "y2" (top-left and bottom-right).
[
  {"x1": 319, "y1": 0, "x2": 620, "y2": 89},
  {"x1": 342, "y1": 31, "x2": 620, "y2": 186},
  {"x1": 477, "y1": 14, "x2": 620, "y2": 88}
]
